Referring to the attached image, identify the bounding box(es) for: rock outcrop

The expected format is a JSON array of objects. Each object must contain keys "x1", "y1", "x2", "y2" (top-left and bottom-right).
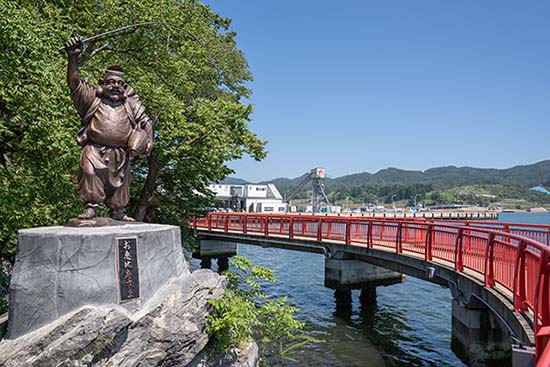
[{"x1": 0, "y1": 269, "x2": 258, "y2": 367}]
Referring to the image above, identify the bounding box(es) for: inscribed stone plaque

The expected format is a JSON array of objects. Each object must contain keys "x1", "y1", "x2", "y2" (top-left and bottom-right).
[{"x1": 116, "y1": 237, "x2": 140, "y2": 302}]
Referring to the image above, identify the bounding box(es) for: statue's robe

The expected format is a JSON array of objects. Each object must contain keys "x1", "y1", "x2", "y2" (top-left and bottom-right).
[{"x1": 71, "y1": 80, "x2": 153, "y2": 209}]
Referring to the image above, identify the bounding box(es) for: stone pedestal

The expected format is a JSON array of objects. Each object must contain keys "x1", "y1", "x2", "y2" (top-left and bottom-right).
[{"x1": 7, "y1": 224, "x2": 188, "y2": 339}]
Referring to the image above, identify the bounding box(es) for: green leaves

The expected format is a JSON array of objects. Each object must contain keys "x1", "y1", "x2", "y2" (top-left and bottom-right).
[
  {"x1": 207, "y1": 256, "x2": 321, "y2": 363},
  {"x1": 206, "y1": 288, "x2": 258, "y2": 350}
]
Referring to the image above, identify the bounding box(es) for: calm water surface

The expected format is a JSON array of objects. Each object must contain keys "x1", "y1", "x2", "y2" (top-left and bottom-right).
[{"x1": 194, "y1": 212, "x2": 550, "y2": 366}]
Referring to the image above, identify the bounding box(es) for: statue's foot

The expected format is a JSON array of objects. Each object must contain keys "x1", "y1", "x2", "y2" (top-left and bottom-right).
[
  {"x1": 110, "y1": 209, "x2": 135, "y2": 222},
  {"x1": 77, "y1": 207, "x2": 97, "y2": 220},
  {"x1": 117, "y1": 215, "x2": 136, "y2": 222}
]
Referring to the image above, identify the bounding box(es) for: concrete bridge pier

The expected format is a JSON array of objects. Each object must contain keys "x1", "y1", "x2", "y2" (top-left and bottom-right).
[
  {"x1": 200, "y1": 257, "x2": 212, "y2": 269},
  {"x1": 217, "y1": 256, "x2": 229, "y2": 272},
  {"x1": 333, "y1": 289, "x2": 353, "y2": 318},
  {"x1": 324, "y1": 257, "x2": 405, "y2": 290},
  {"x1": 194, "y1": 240, "x2": 237, "y2": 272},
  {"x1": 450, "y1": 298, "x2": 513, "y2": 367},
  {"x1": 325, "y1": 257, "x2": 405, "y2": 314},
  {"x1": 359, "y1": 287, "x2": 377, "y2": 305}
]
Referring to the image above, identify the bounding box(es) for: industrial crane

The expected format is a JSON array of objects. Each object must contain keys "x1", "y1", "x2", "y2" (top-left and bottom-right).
[{"x1": 286, "y1": 168, "x2": 330, "y2": 212}]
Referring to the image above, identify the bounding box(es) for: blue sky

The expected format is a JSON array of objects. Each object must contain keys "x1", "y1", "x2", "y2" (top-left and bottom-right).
[{"x1": 205, "y1": 0, "x2": 550, "y2": 182}]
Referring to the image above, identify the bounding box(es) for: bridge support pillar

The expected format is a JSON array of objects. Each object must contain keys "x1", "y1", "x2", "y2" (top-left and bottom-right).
[
  {"x1": 359, "y1": 287, "x2": 377, "y2": 306},
  {"x1": 333, "y1": 289, "x2": 353, "y2": 317},
  {"x1": 200, "y1": 257, "x2": 212, "y2": 269},
  {"x1": 324, "y1": 258, "x2": 405, "y2": 289},
  {"x1": 326, "y1": 258, "x2": 402, "y2": 317},
  {"x1": 195, "y1": 240, "x2": 237, "y2": 258},
  {"x1": 451, "y1": 299, "x2": 512, "y2": 367},
  {"x1": 217, "y1": 257, "x2": 229, "y2": 272},
  {"x1": 194, "y1": 240, "x2": 236, "y2": 272}
]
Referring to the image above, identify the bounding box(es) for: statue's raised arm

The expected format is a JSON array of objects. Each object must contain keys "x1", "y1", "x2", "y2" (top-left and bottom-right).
[{"x1": 64, "y1": 37, "x2": 83, "y2": 92}]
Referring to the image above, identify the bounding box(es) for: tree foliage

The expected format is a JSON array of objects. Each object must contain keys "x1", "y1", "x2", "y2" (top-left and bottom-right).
[{"x1": 0, "y1": 0, "x2": 266, "y2": 264}]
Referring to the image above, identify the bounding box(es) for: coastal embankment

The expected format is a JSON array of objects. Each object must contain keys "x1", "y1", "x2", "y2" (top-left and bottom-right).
[{"x1": 305, "y1": 211, "x2": 499, "y2": 220}]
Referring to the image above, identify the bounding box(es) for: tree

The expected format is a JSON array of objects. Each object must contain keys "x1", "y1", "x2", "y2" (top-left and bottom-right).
[{"x1": 0, "y1": 0, "x2": 266, "y2": 263}]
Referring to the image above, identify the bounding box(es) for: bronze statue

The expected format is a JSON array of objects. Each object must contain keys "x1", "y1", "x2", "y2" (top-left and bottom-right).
[{"x1": 64, "y1": 37, "x2": 153, "y2": 221}]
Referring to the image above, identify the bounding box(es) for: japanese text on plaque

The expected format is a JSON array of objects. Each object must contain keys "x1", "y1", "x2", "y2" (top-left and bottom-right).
[{"x1": 117, "y1": 238, "x2": 140, "y2": 302}]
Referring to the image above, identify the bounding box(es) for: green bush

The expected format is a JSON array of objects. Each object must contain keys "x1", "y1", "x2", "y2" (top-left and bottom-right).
[{"x1": 207, "y1": 256, "x2": 321, "y2": 364}]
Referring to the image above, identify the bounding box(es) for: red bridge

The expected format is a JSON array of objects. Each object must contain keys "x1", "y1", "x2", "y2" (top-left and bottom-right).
[{"x1": 193, "y1": 213, "x2": 550, "y2": 367}]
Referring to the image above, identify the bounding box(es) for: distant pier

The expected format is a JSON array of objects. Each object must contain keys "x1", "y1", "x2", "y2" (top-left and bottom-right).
[{"x1": 307, "y1": 211, "x2": 500, "y2": 220}]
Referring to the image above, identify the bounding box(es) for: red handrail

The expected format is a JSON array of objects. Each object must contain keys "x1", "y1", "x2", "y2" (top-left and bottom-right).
[
  {"x1": 436, "y1": 219, "x2": 550, "y2": 246},
  {"x1": 194, "y1": 212, "x2": 550, "y2": 366}
]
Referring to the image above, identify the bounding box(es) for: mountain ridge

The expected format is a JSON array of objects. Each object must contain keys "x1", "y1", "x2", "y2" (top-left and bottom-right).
[{"x1": 225, "y1": 160, "x2": 550, "y2": 191}]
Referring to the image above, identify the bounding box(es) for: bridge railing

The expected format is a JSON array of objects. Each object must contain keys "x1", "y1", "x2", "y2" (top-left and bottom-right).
[
  {"x1": 435, "y1": 219, "x2": 550, "y2": 246},
  {"x1": 194, "y1": 213, "x2": 550, "y2": 366}
]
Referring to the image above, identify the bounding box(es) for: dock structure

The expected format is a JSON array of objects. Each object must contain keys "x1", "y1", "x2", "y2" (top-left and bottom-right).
[{"x1": 310, "y1": 211, "x2": 500, "y2": 220}]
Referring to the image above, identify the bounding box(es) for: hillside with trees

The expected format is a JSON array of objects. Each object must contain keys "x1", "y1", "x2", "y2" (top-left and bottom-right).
[{"x1": 246, "y1": 161, "x2": 550, "y2": 207}]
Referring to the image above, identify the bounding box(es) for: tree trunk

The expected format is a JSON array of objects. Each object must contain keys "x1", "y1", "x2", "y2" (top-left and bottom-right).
[{"x1": 133, "y1": 154, "x2": 160, "y2": 222}]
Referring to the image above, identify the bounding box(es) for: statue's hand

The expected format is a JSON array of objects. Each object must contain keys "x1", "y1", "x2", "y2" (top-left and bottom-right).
[{"x1": 64, "y1": 37, "x2": 83, "y2": 56}]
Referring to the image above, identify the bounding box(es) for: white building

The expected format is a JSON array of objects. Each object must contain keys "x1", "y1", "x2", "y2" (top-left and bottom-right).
[{"x1": 209, "y1": 183, "x2": 288, "y2": 213}]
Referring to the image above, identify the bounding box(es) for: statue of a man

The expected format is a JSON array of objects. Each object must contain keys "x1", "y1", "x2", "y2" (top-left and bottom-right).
[{"x1": 64, "y1": 37, "x2": 154, "y2": 221}]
